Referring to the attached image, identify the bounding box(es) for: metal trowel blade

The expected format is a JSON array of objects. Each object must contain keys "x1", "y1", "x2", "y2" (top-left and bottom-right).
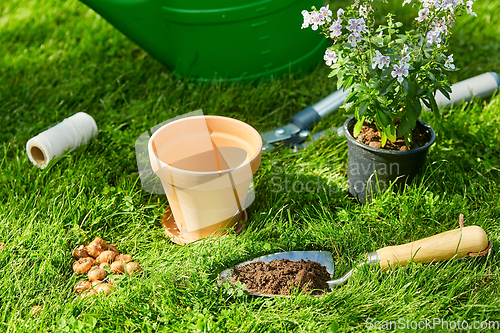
[{"x1": 217, "y1": 251, "x2": 335, "y2": 297}]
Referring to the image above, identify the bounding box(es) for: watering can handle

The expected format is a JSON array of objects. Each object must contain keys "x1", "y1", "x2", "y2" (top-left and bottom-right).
[{"x1": 376, "y1": 226, "x2": 489, "y2": 269}]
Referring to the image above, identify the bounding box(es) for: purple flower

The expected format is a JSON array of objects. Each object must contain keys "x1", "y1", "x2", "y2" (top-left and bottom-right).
[
  {"x1": 348, "y1": 32, "x2": 362, "y2": 46},
  {"x1": 324, "y1": 49, "x2": 338, "y2": 66},
  {"x1": 466, "y1": 0, "x2": 477, "y2": 16},
  {"x1": 435, "y1": 17, "x2": 449, "y2": 35},
  {"x1": 422, "y1": 0, "x2": 439, "y2": 8},
  {"x1": 309, "y1": 11, "x2": 325, "y2": 31},
  {"x1": 426, "y1": 29, "x2": 441, "y2": 46},
  {"x1": 416, "y1": 8, "x2": 430, "y2": 22},
  {"x1": 347, "y1": 18, "x2": 368, "y2": 34},
  {"x1": 337, "y1": 8, "x2": 345, "y2": 18},
  {"x1": 426, "y1": 18, "x2": 448, "y2": 46},
  {"x1": 301, "y1": 10, "x2": 311, "y2": 29},
  {"x1": 359, "y1": 5, "x2": 368, "y2": 18},
  {"x1": 329, "y1": 19, "x2": 343, "y2": 38},
  {"x1": 372, "y1": 50, "x2": 390, "y2": 69},
  {"x1": 347, "y1": 19, "x2": 358, "y2": 32},
  {"x1": 376, "y1": 31, "x2": 384, "y2": 46},
  {"x1": 391, "y1": 63, "x2": 409, "y2": 83},
  {"x1": 400, "y1": 46, "x2": 411, "y2": 64},
  {"x1": 320, "y1": 5, "x2": 333, "y2": 22},
  {"x1": 441, "y1": 0, "x2": 457, "y2": 11},
  {"x1": 444, "y1": 54, "x2": 455, "y2": 69}
]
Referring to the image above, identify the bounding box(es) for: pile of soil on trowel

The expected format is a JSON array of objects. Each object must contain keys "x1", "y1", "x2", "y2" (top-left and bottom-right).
[{"x1": 233, "y1": 259, "x2": 330, "y2": 296}]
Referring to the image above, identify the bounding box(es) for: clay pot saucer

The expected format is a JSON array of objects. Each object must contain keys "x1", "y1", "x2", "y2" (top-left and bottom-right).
[{"x1": 161, "y1": 207, "x2": 247, "y2": 245}]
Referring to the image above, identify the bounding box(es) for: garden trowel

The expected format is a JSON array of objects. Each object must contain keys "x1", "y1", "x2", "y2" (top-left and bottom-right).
[{"x1": 218, "y1": 225, "x2": 491, "y2": 297}]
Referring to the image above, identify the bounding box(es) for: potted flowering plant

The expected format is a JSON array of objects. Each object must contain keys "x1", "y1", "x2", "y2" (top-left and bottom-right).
[{"x1": 301, "y1": 0, "x2": 477, "y2": 201}]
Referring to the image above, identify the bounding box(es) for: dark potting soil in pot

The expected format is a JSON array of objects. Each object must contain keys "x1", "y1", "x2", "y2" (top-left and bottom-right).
[
  {"x1": 356, "y1": 121, "x2": 430, "y2": 151},
  {"x1": 233, "y1": 259, "x2": 330, "y2": 296}
]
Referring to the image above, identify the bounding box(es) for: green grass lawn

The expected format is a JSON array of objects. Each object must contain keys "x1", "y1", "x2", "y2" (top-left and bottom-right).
[{"x1": 1, "y1": 0, "x2": 500, "y2": 331}]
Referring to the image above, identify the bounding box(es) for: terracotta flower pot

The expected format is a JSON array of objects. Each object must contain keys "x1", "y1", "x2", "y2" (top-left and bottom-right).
[
  {"x1": 148, "y1": 115, "x2": 262, "y2": 244},
  {"x1": 343, "y1": 116, "x2": 436, "y2": 203}
]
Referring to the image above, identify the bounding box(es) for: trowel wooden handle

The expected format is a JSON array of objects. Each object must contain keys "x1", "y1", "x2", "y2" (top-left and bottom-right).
[{"x1": 376, "y1": 226, "x2": 489, "y2": 269}]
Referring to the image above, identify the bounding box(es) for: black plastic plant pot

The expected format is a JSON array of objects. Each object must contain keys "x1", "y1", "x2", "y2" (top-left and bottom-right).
[{"x1": 343, "y1": 116, "x2": 436, "y2": 203}]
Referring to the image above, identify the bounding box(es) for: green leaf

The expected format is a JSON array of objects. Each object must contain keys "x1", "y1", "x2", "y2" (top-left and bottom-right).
[
  {"x1": 414, "y1": 97, "x2": 422, "y2": 119},
  {"x1": 58, "y1": 319, "x2": 67, "y2": 328},
  {"x1": 197, "y1": 318, "x2": 206, "y2": 331},
  {"x1": 427, "y1": 71, "x2": 437, "y2": 82},
  {"x1": 402, "y1": 79, "x2": 409, "y2": 92},
  {"x1": 88, "y1": 317, "x2": 97, "y2": 328},
  {"x1": 345, "y1": 91, "x2": 358, "y2": 104},
  {"x1": 381, "y1": 78, "x2": 395, "y2": 95},
  {"x1": 358, "y1": 102, "x2": 368, "y2": 116},
  {"x1": 404, "y1": 294, "x2": 414, "y2": 304},
  {"x1": 337, "y1": 75, "x2": 344, "y2": 90},
  {"x1": 407, "y1": 78, "x2": 417, "y2": 98},
  {"x1": 328, "y1": 67, "x2": 340, "y2": 78},
  {"x1": 397, "y1": 117, "x2": 410, "y2": 137},
  {"x1": 429, "y1": 93, "x2": 440, "y2": 119},
  {"x1": 438, "y1": 87, "x2": 451, "y2": 101},
  {"x1": 395, "y1": 35, "x2": 408, "y2": 44},
  {"x1": 404, "y1": 131, "x2": 413, "y2": 148},
  {"x1": 412, "y1": 60, "x2": 423, "y2": 71},
  {"x1": 369, "y1": 79, "x2": 381, "y2": 90},
  {"x1": 329, "y1": 321, "x2": 340, "y2": 332},
  {"x1": 421, "y1": 97, "x2": 432, "y2": 110},
  {"x1": 376, "y1": 95, "x2": 388, "y2": 105},
  {"x1": 378, "y1": 108, "x2": 392, "y2": 127},
  {"x1": 385, "y1": 123, "x2": 397, "y2": 142},
  {"x1": 354, "y1": 83, "x2": 368, "y2": 92},
  {"x1": 405, "y1": 100, "x2": 417, "y2": 129},
  {"x1": 344, "y1": 75, "x2": 354, "y2": 89},
  {"x1": 353, "y1": 117, "x2": 365, "y2": 137},
  {"x1": 381, "y1": 131, "x2": 388, "y2": 147}
]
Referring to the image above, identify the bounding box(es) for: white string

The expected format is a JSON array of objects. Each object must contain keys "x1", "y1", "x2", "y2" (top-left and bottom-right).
[{"x1": 26, "y1": 112, "x2": 98, "y2": 169}]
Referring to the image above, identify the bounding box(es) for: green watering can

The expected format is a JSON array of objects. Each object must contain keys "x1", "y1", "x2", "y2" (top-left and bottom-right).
[{"x1": 80, "y1": 0, "x2": 327, "y2": 81}]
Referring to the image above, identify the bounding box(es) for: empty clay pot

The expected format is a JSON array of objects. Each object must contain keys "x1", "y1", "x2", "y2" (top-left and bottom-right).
[{"x1": 149, "y1": 115, "x2": 262, "y2": 244}]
